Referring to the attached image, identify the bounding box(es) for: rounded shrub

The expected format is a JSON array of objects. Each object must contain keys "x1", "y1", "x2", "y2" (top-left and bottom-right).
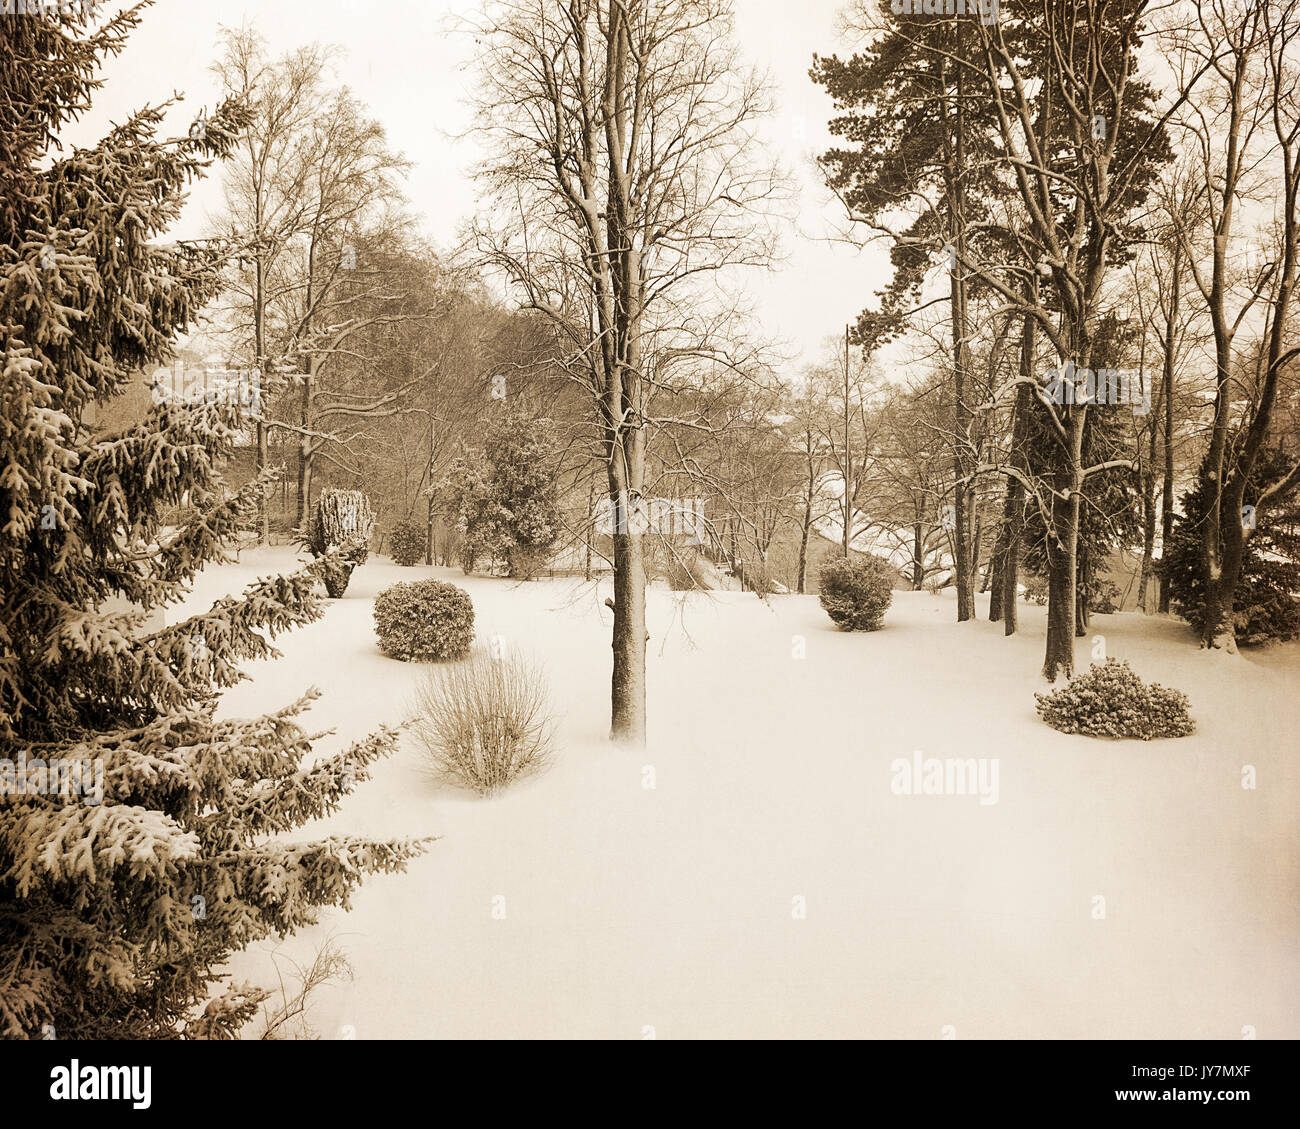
[
  {"x1": 374, "y1": 579, "x2": 474, "y2": 662},
  {"x1": 818, "y1": 554, "x2": 895, "y2": 631},
  {"x1": 388, "y1": 519, "x2": 425, "y2": 567},
  {"x1": 1034, "y1": 658, "x2": 1194, "y2": 740}
]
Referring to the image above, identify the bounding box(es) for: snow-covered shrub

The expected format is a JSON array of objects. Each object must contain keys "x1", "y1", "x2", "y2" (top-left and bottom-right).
[
  {"x1": 1023, "y1": 575, "x2": 1050, "y2": 605},
  {"x1": 1034, "y1": 658, "x2": 1194, "y2": 740},
  {"x1": 300, "y1": 488, "x2": 375, "y2": 597},
  {"x1": 818, "y1": 555, "x2": 895, "y2": 630},
  {"x1": 435, "y1": 414, "x2": 559, "y2": 578},
  {"x1": 1089, "y1": 579, "x2": 1121, "y2": 614},
  {"x1": 374, "y1": 579, "x2": 475, "y2": 662},
  {"x1": 410, "y1": 648, "x2": 555, "y2": 795},
  {"x1": 388, "y1": 519, "x2": 425, "y2": 567}
]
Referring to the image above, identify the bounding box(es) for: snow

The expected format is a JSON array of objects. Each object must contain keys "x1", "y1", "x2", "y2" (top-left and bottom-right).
[{"x1": 179, "y1": 548, "x2": 1300, "y2": 1038}]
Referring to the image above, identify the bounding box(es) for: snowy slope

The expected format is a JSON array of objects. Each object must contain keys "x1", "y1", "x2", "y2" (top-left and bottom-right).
[{"x1": 178, "y1": 549, "x2": 1300, "y2": 1039}]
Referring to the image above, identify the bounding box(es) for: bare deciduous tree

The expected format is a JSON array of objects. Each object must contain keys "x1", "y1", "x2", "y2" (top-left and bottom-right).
[{"x1": 470, "y1": 0, "x2": 783, "y2": 744}]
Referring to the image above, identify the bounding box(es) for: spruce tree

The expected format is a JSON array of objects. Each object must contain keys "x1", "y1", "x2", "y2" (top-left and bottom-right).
[
  {"x1": 0, "y1": 6, "x2": 425, "y2": 1039},
  {"x1": 439, "y1": 414, "x2": 559, "y2": 579},
  {"x1": 1165, "y1": 443, "x2": 1300, "y2": 646}
]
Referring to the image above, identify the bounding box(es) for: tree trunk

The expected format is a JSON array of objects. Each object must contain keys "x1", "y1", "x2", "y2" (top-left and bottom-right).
[
  {"x1": 1201, "y1": 476, "x2": 1246, "y2": 651},
  {"x1": 796, "y1": 506, "x2": 811, "y2": 595},
  {"x1": 912, "y1": 520, "x2": 924, "y2": 591},
  {"x1": 296, "y1": 434, "x2": 308, "y2": 527},
  {"x1": 1043, "y1": 441, "x2": 1082, "y2": 681},
  {"x1": 1075, "y1": 534, "x2": 1090, "y2": 637},
  {"x1": 994, "y1": 311, "x2": 1035, "y2": 633},
  {"x1": 1001, "y1": 495, "x2": 1021, "y2": 637},
  {"x1": 946, "y1": 44, "x2": 975, "y2": 623},
  {"x1": 988, "y1": 521, "x2": 1006, "y2": 621},
  {"x1": 254, "y1": 253, "x2": 269, "y2": 545},
  {"x1": 609, "y1": 493, "x2": 647, "y2": 744},
  {"x1": 1156, "y1": 257, "x2": 1179, "y2": 613},
  {"x1": 1157, "y1": 458, "x2": 1174, "y2": 614},
  {"x1": 585, "y1": 482, "x2": 595, "y2": 582},
  {"x1": 425, "y1": 422, "x2": 435, "y2": 566},
  {"x1": 1138, "y1": 465, "x2": 1156, "y2": 613},
  {"x1": 1043, "y1": 545, "x2": 1074, "y2": 680},
  {"x1": 256, "y1": 422, "x2": 269, "y2": 542}
]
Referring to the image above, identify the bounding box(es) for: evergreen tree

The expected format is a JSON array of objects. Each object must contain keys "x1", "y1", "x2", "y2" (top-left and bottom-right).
[
  {"x1": 0, "y1": 6, "x2": 425, "y2": 1039},
  {"x1": 1165, "y1": 443, "x2": 1300, "y2": 646},
  {"x1": 1021, "y1": 315, "x2": 1145, "y2": 631},
  {"x1": 439, "y1": 414, "x2": 559, "y2": 579}
]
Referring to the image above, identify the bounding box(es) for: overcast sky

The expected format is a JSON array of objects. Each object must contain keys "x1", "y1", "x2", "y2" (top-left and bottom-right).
[{"x1": 66, "y1": 0, "x2": 888, "y2": 370}]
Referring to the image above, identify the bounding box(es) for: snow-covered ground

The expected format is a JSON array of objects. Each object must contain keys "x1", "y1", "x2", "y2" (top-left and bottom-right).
[{"x1": 180, "y1": 548, "x2": 1300, "y2": 1039}]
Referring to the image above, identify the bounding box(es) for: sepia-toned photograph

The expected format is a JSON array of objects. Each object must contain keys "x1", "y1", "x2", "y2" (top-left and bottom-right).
[{"x1": 0, "y1": 0, "x2": 1295, "y2": 1108}]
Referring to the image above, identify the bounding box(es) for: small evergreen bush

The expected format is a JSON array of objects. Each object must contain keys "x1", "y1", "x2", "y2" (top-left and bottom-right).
[
  {"x1": 410, "y1": 648, "x2": 555, "y2": 795},
  {"x1": 388, "y1": 519, "x2": 425, "y2": 567},
  {"x1": 1023, "y1": 575, "x2": 1050, "y2": 605},
  {"x1": 1089, "y1": 578, "x2": 1121, "y2": 614},
  {"x1": 1034, "y1": 658, "x2": 1194, "y2": 740},
  {"x1": 818, "y1": 555, "x2": 895, "y2": 630},
  {"x1": 435, "y1": 415, "x2": 559, "y2": 578},
  {"x1": 374, "y1": 579, "x2": 475, "y2": 662}
]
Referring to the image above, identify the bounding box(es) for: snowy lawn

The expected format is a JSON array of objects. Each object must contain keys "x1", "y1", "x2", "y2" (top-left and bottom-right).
[{"x1": 181, "y1": 548, "x2": 1300, "y2": 1039}]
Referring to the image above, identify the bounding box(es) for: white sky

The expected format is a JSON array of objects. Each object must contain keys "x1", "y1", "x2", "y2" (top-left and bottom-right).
[{"x1": 66, "y1": 0, "x2": 888, "y2": 369}]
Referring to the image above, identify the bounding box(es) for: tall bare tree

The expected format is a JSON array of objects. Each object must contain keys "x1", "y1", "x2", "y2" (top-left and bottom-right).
[
  {"x1": 211, "y1": 26, "x2": 335, "y2": 541},
  {"x1": 957, "y1": 0, "x2": 1179, "y2": 678},
  {"x1": 1161, "y1": 0, "x2": 1300, "y2": 650},
  {"x1": 471, "y1": 0, "x2": 782, "y2": 744},
  {"x1": 213, "y1": 29, "x2": 413, "y2": 528}
]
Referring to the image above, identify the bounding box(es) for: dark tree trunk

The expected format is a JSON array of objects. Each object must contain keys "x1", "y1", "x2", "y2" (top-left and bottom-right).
[
  {"x1": 993, "y1": 313, "x2": 1035, "y2": 632},
  {"x1": 609, "y1": 517, "x2": 647, "y2": 744},
  {"x1": 1157, "y1": 461, "x2": 1174, "y2": 613},
  {"x1": 1155, "y1": 243, "x2": 1181, "y2": 614},
  {"x1": 1139, "y1": 465, "x2": 1157, "y2": 613},
  {"x1": 1043, "y1": 546, "x2": 1075, "y2": 681},
  {"x1": 1043, "y1": 454, "x2": 1081, "y2": 681},
  {"x1": 585, "y1": 483, "x2": 595, "y2": 583},
  {"x1": 1075, "y1": 538, "x2": 1090, "y2": 637},
  {"x1": 982, "y1": 525, "x2": 1003, "y2": 621},
  {"x1": 1201, "y1": 475, "x2": 1247, "y2": 651},
  {"x1": 254, "y1": 253, "x2": 269, "y2": 545},
  {"x1": 1001, "y1": 498, "x2": 1021, "y2": 637},
  {"x1": 939, "y1": 45, "x2": 974, "y2": 622},
  {"x1": 796, "y1": 518, "x2": 810, "y2": 595}
]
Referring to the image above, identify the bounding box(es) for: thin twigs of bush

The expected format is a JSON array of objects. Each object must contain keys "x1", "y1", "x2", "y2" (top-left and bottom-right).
[{"x1": 410, "y1": 648, "x2": 555, "y2": 795}]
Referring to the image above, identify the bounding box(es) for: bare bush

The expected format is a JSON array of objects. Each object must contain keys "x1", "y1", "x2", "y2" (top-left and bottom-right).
[
  {"x1": 410, "y1": 648, "x2": 555, "y2": 795},
  {"x1": 257, "y1": 938, "x2": 354, "y2": 1041}
]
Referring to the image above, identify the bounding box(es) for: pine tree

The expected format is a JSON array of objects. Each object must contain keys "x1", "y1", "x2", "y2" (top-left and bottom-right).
[
  {"x1": 1165, "y1": 443, "x2": 1300, "y2": 646},
  {"x1": 0, "y1": 7, "x2": 426, "y2": 1039}
]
